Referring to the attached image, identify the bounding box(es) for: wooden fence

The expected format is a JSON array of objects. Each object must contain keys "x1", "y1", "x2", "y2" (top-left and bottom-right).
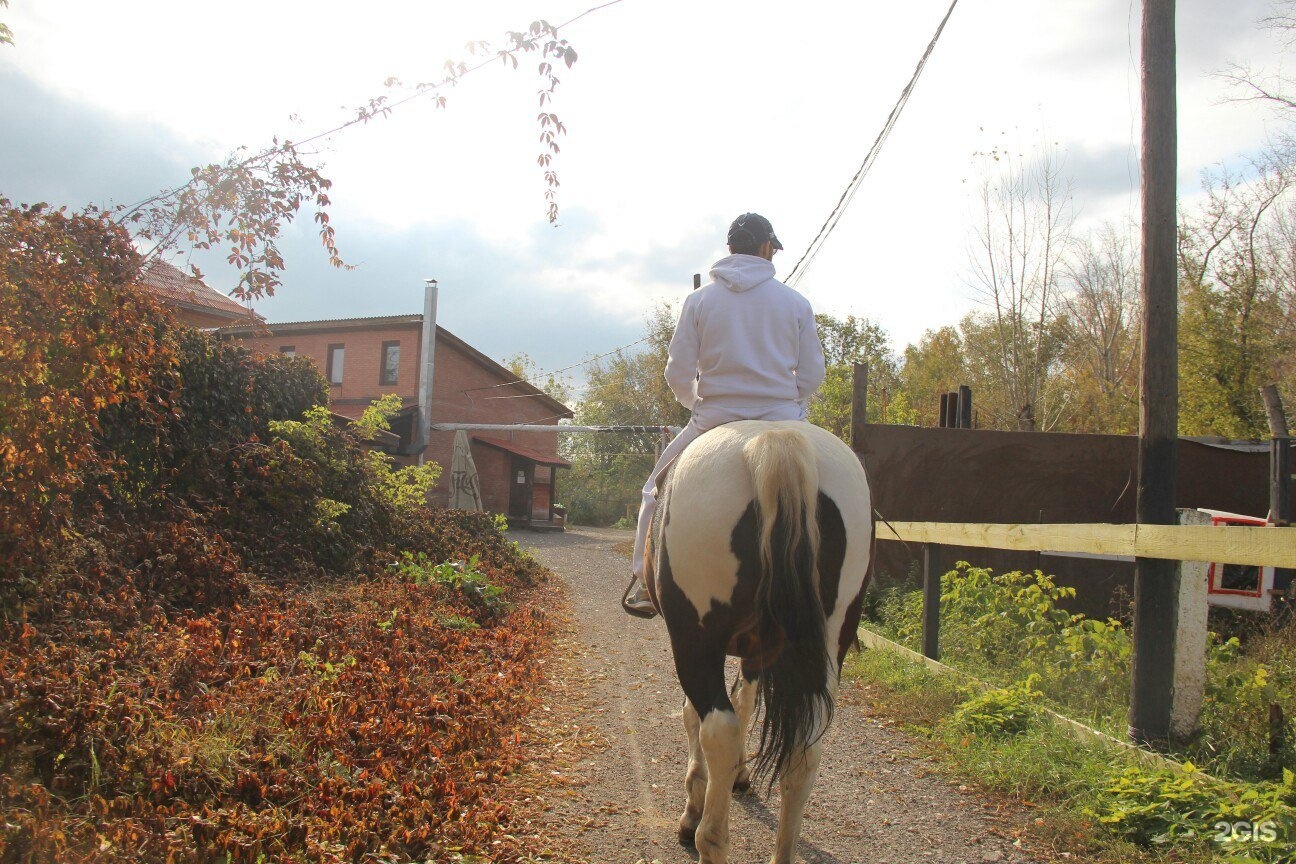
[{"x1": 871, "y1": 514, "x2": 1295, "y2": 740}]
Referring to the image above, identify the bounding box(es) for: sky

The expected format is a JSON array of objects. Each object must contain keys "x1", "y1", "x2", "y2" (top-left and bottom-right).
[{"x1": 2, "y1": 0, "x2": 1291, "y2": 395}]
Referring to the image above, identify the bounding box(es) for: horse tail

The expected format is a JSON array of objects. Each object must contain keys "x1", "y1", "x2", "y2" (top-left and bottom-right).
[{"x1": 741, "y1": 427, "x2": 831, "y2": 786}]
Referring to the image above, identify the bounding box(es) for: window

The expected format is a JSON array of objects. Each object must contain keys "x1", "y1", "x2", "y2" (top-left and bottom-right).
[
  {"x1": 380, "y1": 341, "x2": 400, "y2": 385},
  {"x1": 326, "y1": 344, "x2": 345, "y2": 385},
  {"x1": 279, "y1": 345, "x2": 295, "y2": 356}
]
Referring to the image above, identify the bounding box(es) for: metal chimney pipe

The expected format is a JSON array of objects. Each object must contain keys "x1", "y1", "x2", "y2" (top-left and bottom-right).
[{"x1": 417, "y1": 278, "x2": 439, "y2": 456}]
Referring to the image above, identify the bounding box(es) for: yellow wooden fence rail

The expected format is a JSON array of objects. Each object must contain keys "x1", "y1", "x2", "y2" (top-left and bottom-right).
[{"x1": 875, "y1": 520, "x2": 1296, "y2": 569}]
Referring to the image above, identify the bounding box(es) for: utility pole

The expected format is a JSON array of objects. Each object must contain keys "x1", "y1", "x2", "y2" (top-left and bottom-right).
[
  {"x1": 1128, "y1": 0, "x2": 1178, "y2": 746},
  {"x1": 417, "y1": 278, "x2": 440, "y2": 459}
]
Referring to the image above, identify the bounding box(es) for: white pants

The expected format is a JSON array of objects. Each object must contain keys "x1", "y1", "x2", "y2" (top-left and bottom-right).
[{"x1": 631, "y1": 402, "x2": 808, "y2": 580}]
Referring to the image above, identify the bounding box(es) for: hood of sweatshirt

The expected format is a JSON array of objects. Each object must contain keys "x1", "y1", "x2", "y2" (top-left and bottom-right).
[{"x1": 710, "y1": 254, "x2": 776, "y2": 293}]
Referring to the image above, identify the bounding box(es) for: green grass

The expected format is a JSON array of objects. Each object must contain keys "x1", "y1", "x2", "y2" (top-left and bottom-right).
[
  {"x1": 865, "y1": 566, "x2": 1296, "y2": 784},
  {"x1": 844, "y1": 648, "x2": 1293, "y2": 864}
]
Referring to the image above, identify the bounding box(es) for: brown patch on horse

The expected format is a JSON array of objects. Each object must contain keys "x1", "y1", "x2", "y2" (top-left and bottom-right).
[{"x1": 725, "y1": 605, "x2": 789, "y2": 667}]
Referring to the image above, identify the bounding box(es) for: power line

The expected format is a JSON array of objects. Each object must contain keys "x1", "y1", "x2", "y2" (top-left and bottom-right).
[
  {"x1": 783, "y1": 0, "x2": 961, "y2": 288},
  {"x1": 461, "y1": 334, "x2": 650, "y2": 397}
]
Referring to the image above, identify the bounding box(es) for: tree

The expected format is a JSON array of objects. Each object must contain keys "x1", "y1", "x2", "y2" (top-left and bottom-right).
[
  {"x1": 1222, "y1": 1, "x2": 1296, "y2": 153},
  {"x1": 0, "y1": 0, "x2": 12, "y2": 48},
  {"x1": 964, "y1": 144, "x2": 1075, "y2": 430},
  {"x1": 1177, "y1": 156, "x2": 1296, "y2": 437},
  {"x1": 1057, "y1": 223, "x2": 1141, "y2": 434},
  {"x1": 806, "y1": 313, "x2": 900, "y2": 442},
  {"x1": 0, "y1": 201, "x2": 175, "y2": 570},
  {"x1": 110, "y1": 19, "x2": 585, "y2": 302},
  {"x1": 561, "y1": 304, "x2": 688, "y2": 525},
  {"x1": 897, "y1": 325, "x2": 966, "y2": 427},
  {"x1": 503, "y1": 352, "x2": 575, "y2": 406},
  {"x1": 959, "y1": 308, "x2": 1070, "y2": 430}
]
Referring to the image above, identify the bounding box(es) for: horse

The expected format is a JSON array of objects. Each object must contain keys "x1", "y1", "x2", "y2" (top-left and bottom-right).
[{"x1": 643, "y1": 419, "x2": 873, "y2": 864}]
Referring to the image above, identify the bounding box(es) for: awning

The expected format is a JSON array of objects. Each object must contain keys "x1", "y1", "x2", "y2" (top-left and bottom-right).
[{"x1": 472, "y1": 436, "x2": 571, "y2": 468}]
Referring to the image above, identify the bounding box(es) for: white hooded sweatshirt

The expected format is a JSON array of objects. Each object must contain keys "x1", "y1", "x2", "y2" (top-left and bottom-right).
[{"x1": 664, "y1": 254, "x2": 825, "y2": 420}]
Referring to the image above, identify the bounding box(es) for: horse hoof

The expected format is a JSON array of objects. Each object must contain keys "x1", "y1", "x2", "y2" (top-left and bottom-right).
[{"x1": 678, "y1": 823, "x2": 697, "y2": 847}]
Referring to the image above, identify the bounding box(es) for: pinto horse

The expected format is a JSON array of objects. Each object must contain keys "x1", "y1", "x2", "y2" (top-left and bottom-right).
[{"x1": 643, "y1": 420, "x2": 873, "y2": 864}]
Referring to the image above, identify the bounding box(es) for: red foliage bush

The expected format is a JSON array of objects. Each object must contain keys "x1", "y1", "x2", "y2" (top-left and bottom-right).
[
  {"x1": 0, "y1": 202, "x2": 174, "y2": 571},
  {"x1": 1, "y1": 199, "x2": 559, "y2": 862},
  {"x1": 0, "y1": 519, "x2": 554, "y2": 863}
]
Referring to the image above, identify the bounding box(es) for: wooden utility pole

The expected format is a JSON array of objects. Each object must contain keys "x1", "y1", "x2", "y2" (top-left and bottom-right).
[
  {"x1": 850, "y1": 362, "x2": 869, "y2": 445},
  {"x1": 1128, "y1": 0, "x2": 1179, "y2": 746},
  {"x1": 1261, "y1": 385, "x2": 1292, "y2": 594}
]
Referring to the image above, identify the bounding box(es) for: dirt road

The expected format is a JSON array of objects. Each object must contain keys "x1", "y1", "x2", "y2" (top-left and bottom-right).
[{"x1": 515, "y1": 526, "x2": 1039, "y2": 864}]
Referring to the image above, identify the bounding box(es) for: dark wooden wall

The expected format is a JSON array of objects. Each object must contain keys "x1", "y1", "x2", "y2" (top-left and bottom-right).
[{"x1": 853, "y1": 425, "x2": 1292, "y2": 618}]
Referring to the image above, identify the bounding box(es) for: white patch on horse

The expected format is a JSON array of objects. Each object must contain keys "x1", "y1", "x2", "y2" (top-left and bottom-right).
[{"x1": 660, "y1": 426, "x2": 754, "y2": 616}]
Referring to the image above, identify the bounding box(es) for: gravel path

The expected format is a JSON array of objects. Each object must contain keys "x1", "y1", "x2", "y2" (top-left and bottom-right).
[{"x1": 514, "y1": 526, "x2": 1041, "y2": 864}]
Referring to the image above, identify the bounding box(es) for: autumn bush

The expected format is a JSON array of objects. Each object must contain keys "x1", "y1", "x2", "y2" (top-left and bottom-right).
[
  {"x1": 1, "y1": 199, "x2": 556, "y2": 862},
  {"x1": 0, "y1": 201, "x2": 175, "y2": 574},
  {"x1": 0, "y1": 544, "x2": 552, "y2": 862}
]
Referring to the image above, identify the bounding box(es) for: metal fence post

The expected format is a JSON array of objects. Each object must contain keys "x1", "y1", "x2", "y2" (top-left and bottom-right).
[{"x1": 922, "y1": 543, "x2": 941, "y2": 660}]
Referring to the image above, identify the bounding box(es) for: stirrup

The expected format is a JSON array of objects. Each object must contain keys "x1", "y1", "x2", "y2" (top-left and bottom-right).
[{"x1": 621, "y1": 574, "x2": 659, "y2": 619}]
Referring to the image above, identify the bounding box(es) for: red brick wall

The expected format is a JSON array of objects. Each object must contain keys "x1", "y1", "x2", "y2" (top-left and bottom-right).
[
  {"x1": 235, "y1": 321, "x2": 565, "y2": 514},
  {"x1": 238, "y1": 322, "x2": 420, "y2": 410},
  {"x1": 473, "y1": 446, "x2": 513, "y2": 515}
]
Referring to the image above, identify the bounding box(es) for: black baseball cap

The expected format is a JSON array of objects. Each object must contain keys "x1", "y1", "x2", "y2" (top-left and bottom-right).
[{"x1": 727, "y1": 212, "x2": 783, "y2": 251}]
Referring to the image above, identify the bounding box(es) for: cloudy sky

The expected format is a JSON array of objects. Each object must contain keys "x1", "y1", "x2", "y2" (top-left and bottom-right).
[{"x1": 2, "y1": 0, "x2": 1290, "y2": 391}]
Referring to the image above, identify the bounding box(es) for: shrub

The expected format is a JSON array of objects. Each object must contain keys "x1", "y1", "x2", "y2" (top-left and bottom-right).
[
  {"x1": 1092, "y1": 763, "x2": 1295, "y2": 860},
  {"x1": 394, "y1": 552, "x2": 509, "y2": 622},
  {"x1": 1194, "y1": 632, "x2": 1296, "y2": 780},
  {"x1": 0, "y1": 201, "x2": 175, "y2": 574},
  {"x1": 91, "y1": 328, "x2": 328, "y2": 509},
  {"x1": 1, "y1": 202, "x2": 559, "y2": 861},
  {"x1": 865, "y1": 562, "x2": 1296, "y2": 782},
  {"x1": 950, "y1": 678, "x2": 1043, "y2": 738},
  {"x1": 867, "y1": 563, "x2": 1133, "y2": 724},
  {"x1": 0, "y1": 567, "x2": 555, "y2": 862},
  {"x1": 225, "y1": 399, "x2": 439, "y2": 575}
]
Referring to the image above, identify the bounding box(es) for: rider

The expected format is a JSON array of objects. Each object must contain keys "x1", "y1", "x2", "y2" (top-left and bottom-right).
[{"x1": 625, "y1": 212, "x2": 826, "y2": 616}]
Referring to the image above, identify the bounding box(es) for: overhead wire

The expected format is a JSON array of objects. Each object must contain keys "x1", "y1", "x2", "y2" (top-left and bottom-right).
[
  {"x1": 461, "y1": 334, "x2": 650, "y2": 397},
  {"x1": 782, "y1": 0, "x2": 961, "y2": 288}
]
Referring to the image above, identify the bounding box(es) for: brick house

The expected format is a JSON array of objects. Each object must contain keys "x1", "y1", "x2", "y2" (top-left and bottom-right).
[
  {"x1": 140, "y1": 259, "x2": 259, "y2": 328},
  {"x1": 224, "y1": 314, "x2": 573, "y2": 524}
]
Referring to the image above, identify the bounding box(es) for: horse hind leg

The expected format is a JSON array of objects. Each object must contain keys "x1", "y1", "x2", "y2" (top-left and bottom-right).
[
  {"x1": 769, "y1": 736, "x2": 824, "y2": 864},
  {"x1": 696, "y1": 703, "x2": 744, "y2": 864},
  {"x1": 769, "y1": 665, "x2": 837, "y2": 864},
  {"x1": 679, "y1": 697, "x2": 707, "y2": 845},
  {"x1": 731, "y1": 664, "x2": 760, "y2": 793},
  {"x1": 674, "y1": 647, "x2": 741, "y2": 863}
]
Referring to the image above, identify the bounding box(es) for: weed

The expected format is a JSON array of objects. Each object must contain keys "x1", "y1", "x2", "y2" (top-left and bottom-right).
[
  {"x1": 949, "y1": 677, "x2": 1042, "y2": 738},
  {"x1": 395, "y1": 552, "x2": 509, "y2": 617},
  {"x1": 440, "y1": 615, "x2": 481, "y2": 631}
]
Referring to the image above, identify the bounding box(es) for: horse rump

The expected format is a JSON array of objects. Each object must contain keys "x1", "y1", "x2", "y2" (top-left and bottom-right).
[{"x1": 741, "y1": 427, "x2": 833, "y2": 786}]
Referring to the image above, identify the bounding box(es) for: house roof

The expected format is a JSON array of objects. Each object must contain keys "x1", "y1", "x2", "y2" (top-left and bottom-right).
[
  {"x1": 219, "y1": 314, "x2": 574, "y2": 419},
  {"x1": 473, "y1": 436, "x2": 572, "y2": 468},
  {"x1": 139, "y1": 259, "x2": 258, "y2": 322}
]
